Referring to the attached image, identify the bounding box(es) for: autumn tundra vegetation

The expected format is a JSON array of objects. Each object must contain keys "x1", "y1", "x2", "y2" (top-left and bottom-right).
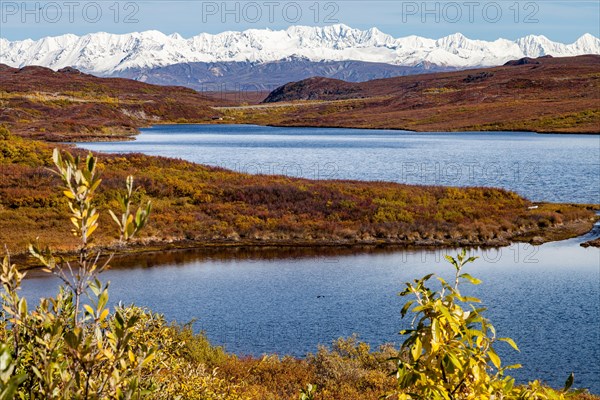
[
  {"x1": 0, "y1": 128, "x2": 596, "y2": 260},
  {"x1": 0, "y1": 49, "x2": 598, "y2": 399},
  {"x1": 0, "y1": 148, "x2": 597, "y2": 399}
]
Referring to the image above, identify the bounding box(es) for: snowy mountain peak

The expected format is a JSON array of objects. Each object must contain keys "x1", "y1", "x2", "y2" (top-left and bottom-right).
[
  {"x1": 576, "y1": 33, "x2": 595, "y2": 41},
  {"x1": 574, "y1": 33, "x2": 600, "y2": 49},
  {"x1": 1, "y1": 25, "x2": 598, "y2": 74},
  {"x1": 441, "y1": 32, "x2": 468, "y2": 42},
  {"x1": 436, "y1": 33, "x2": 474, "y2": 51}
]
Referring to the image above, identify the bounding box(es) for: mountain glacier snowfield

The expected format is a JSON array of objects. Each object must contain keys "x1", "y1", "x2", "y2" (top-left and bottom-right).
[{"x1": 1, "y1": 24, "x2": 599, "y2": 74}]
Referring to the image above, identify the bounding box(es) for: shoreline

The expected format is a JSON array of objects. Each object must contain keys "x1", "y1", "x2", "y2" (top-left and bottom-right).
[
  {"x1": 4, "y1": 131, "x2": 598, "y2": 271},
  {"x1": 17, "y1": 216, "x2": 599, "y2": 270},
  {"x1": 231, "y1": 121, "x2": 600, "y2": 135},
  {"x1": 190, "y1": 121, "x2": 600, "y2": 135},
  {"x1": 65, "y1": 122, "x2": 600, "y2": 144}
]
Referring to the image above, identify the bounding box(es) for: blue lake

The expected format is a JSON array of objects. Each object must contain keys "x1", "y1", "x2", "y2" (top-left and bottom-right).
[
  {"x1": 21, "y1": 125, "x2": 599, "y2": 391},
  {"x1": 78, "y1": 124, "x2": 600, "y2": 204}
]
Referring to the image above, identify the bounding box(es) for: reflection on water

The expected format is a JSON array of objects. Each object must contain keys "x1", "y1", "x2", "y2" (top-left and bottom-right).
[{"x1": 21, "y1": 239, "x2": 600, "y2": 392}]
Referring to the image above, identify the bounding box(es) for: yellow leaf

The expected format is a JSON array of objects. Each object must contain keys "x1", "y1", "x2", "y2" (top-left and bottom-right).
[
  {"x1": 476, "y1": 336, "x2": 483, "y2": 348},
  {"x1": 83, "y1": 304, "x2": 95, "y2": 316},
  {"x1": 499, "y1": 337, "x2": 520, "y2": 352},
  {"x1": 99, "y1": 309, "x2": 109, "y2": 322},
  {"x1": 87, "y1": 224, "x2": 98, "y2": 238},
  {"x1": 141, "y1": 352, "x2": 156, "y2": 367},
  {"x1": 472, "y1": 364, "x2": 481, "y2": 381},
  {"x1": 411, "y1": 337, "x2": 422, "y2": 361},
  {"x1": 128, "y1": 349, "x2": 135, "y2": 364},
  {"x1": 489, "y1": 348, "x2": 501, "y2": 369}
]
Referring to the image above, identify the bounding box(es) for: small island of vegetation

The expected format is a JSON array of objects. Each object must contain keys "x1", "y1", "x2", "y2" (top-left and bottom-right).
[{"x1": 0, "y1": 128, "x2": 596, "y2": 260}]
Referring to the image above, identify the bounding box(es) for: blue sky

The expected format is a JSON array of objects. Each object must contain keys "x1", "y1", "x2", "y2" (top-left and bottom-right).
[{"x1": 0, "y1": 1, "x2": 598, "y2": 41}]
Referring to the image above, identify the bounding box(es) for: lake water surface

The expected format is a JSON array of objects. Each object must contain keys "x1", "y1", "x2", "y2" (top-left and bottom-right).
[
  {"x1": 78, "y1": 124, "x2": 600, "y2": 204},
  {"x1": 22, "y1": 237, "x2": 600, "y2": 392},
  {"x1": 24, "y1": 125, "x2": 598, "y2": 391}
]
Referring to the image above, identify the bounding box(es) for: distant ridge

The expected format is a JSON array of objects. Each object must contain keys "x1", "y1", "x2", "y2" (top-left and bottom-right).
[{"x1": 112, "y1": 58, "x2": 456, "y2": 91}]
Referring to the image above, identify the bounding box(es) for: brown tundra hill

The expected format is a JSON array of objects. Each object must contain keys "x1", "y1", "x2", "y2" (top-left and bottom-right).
[
  {"x1": 249, "y1": 55, "x2": 600, "y2": 133},
  {"x1": 0, "y1": 64, "x2": 228, "y2": 141}
]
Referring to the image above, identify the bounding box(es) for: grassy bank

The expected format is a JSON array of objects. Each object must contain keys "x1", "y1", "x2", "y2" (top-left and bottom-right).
[
  {"x1": 76, "y1": 322, "x2": 600, "y2": 400},
  {"x1": 0, "y1": 133, "x2": 597, "y2": 258}
]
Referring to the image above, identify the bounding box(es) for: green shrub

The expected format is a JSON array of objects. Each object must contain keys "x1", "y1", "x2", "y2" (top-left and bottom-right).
[
  {"x1": 0, "y1": 126, "x2": 11, "y2": 141},
  {"x1": 171, "y1": 322, "x2": 227, "y2": 367},
  {"x1": 1, "y1": 149, "x2": 156, "y2": 398},
  {"x1": 389, "y1": 250, "x2": 589, "y2": 400}
]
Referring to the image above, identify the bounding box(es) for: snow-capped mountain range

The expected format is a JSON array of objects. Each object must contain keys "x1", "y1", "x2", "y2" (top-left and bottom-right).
[{"x1": 1, "y1": 24, "x2": 598, "y2": 75}]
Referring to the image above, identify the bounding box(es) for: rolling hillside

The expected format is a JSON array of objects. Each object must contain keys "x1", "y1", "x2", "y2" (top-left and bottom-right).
[
  {"x1": 0, "y1": 64, "x2": 226, "y2": 141},
  {"x1": 226, "y1": 55, "x2": 600, "y2": 134}
]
